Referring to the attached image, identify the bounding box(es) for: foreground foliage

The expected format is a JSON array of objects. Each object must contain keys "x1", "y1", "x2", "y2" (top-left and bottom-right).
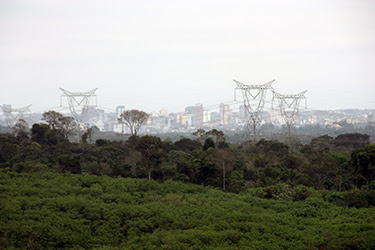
[{"x1": 1, "y1": 173, "x2": 374, "y2": 249}]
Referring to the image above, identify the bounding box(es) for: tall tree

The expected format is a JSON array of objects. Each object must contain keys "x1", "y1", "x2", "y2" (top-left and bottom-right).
[
  {"x1": 124, "y1": 150, "x2": 143, "y2": 176},
  {"x1": 13, "y1": 119, "x2": 29, "y2": 141},
  {"x1": 205, "y1": 129, "x2": 227, "y2": 148},
  {"x1": 81, "y1": 127, "x2": 93, "y2": 143},
  {"x1": 214, "y1": 148, "x2": 237, "y2": 191},
  {"x1": 118, "y1": 110, "x2": 149, "y2": 136},
  {"x1": 136, "y1": 135, "x2": 165, "y2": 180},
  {"x1": 351, "y1": 144, "x2": 375, "y2": 187},
  {"x1": 41, "y1": 111, "x2": 76, "y2": 142},
  {"x1": 58, "y1": 116, "x2": 76, "y2": 140},
  {"x1": 42, "y1": 111, "x2": 63, "y2": 130},
  {"x1": 192, "y1": 129, "x2": 206, "y2": 143},
  {"x1": 31, "y1": 124, "x2": 49, "y2": 144}
]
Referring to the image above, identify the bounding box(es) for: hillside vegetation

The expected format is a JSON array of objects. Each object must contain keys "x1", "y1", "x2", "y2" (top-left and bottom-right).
[
  {"x1": 1, "y1": 173, "x2": 374, "y2": 249},
  {"x1": 1, "y1": 122, "x2": 375, "y2": 248}
]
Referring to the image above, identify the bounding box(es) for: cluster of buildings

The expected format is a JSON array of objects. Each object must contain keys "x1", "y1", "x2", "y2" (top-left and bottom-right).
[
  {"x1": 112, "y1": 103, "x2": 247, "y2": 134},
  {"x1": 76, "y1": 104, "x2": 374, "y2": 135},
  {"x1": 0, "y1": 103, "x2": 373, "y2": 135}
]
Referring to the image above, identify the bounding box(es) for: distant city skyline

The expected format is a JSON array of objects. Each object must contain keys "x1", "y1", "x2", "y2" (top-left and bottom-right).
[{"x1": 1, "y1": 0, "x2": 375, "y2": 113}]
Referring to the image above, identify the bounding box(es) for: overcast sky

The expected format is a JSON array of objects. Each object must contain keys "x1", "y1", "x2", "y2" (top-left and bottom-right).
[{"x1": 1, "y1": 0, "x2": 374, "y2": 113}]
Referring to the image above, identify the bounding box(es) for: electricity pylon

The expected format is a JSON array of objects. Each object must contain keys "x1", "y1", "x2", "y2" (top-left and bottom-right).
[
  {"x1": 272, "y1": 90, "x2": 307, "y2": 136},
  {"x1": 0, "y1": 104, "x2": 32, "y2": 129},
  {"x1": 234, "y1": 79, "x2": 275, "y2": 142},
  {"x1": 59, "y1": 88, "x2": 98, "y2": 123},
  {"x1": 60, "y1": 88, "x2": 98, "y2": 142}
]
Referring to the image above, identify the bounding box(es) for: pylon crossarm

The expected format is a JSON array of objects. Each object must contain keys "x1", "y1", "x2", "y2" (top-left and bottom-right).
[
  {"x1": 273, "y1": 90, "x2": 307, "y2": 99},
  {"x1": 234, "y1": 79, "x2": 274, "y2": 90},
  {"x1": 59, "y1": 88, "x2": 98, "y2": 97},
  {"x1": 0, "y1": 104, "x2": 31, "y2": 113}
]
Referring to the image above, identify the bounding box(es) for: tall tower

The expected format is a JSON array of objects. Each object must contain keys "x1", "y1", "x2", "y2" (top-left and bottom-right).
[
  {"x1": 272, "y1": 90, "x2": 307, "y2": 136},
  {"x1": 59, "y1": 88, "x2": 98, "y2": 124},
  {"x1": 0, "y1": 104, "x2": 32, "y2": 129},
  {"x1": 60, "y1": 88, "x2": 98, "y2": 141},
  {"x1": 234, "y1": 79, "x2": 274, "y2": 142}
]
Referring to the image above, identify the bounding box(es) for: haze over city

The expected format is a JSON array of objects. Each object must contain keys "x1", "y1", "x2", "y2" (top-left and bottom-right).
[{"x1": 1, "y1": 0, "x2": 375, "y2": 113}]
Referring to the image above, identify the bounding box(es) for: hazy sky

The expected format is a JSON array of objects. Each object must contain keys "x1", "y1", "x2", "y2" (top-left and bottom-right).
[{"x1": 1, "y1": 0, "x2": 374, "y2": 113}]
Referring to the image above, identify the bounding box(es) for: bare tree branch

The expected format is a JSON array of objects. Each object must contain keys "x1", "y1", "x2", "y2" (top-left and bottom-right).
[{"x1": 118, "y1": 109, "x2": 149, "y2": 136}]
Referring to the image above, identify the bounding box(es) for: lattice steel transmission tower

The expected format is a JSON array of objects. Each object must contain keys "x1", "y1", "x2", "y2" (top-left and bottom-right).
[
  {"x1": 59, "y1": 88, "x2": 98, "y2": 123},
  {"x1": 234, "y1": 79, "x2": 275, "y2": 142},
  {"x1": 0, "y1": 104, "x2": 32, "y2": 129},
  {"x1": 272, "y1": 90, "x2": 307, "y2": 136}
]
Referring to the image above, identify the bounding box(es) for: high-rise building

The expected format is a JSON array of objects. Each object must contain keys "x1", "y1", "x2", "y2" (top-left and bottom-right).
[
  {"x1": 181, "y1": 114, "x2": 191, "y2": 127},
  {"x1": 203, "y1": 110, "x2": 211, "y2": 123},
  {"x1": 192, "y1": 104, "x2": 203, "y2": 127},
  {"x1": 185, "y1": 106, "x2": 194, "y2": 115},
  {"x1": 159, "y1": 109, "x2": 169, "y2": 117},
  {"x1": 220, "y1": 103, "x2": 231, "y2": 125},
  {"x1": 116, "y1": 106, "x2": 125, "y2": 116}
]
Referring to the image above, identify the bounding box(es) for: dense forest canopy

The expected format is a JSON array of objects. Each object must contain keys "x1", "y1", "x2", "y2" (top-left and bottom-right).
[
  {"x1": 1, "y1": 173, "x2": 374, "y2": 249},
  {"x1": 2, "y1": 119, "x2": 375, "y2": 193},
  {"x1": 1, "y1": 116, "x2": 375, "y2": 248}
]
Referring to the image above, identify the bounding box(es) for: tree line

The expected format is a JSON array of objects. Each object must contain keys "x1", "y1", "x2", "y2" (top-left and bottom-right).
[{"x1": 1, "y1": 111, "x2": 375, "y2": 203}]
